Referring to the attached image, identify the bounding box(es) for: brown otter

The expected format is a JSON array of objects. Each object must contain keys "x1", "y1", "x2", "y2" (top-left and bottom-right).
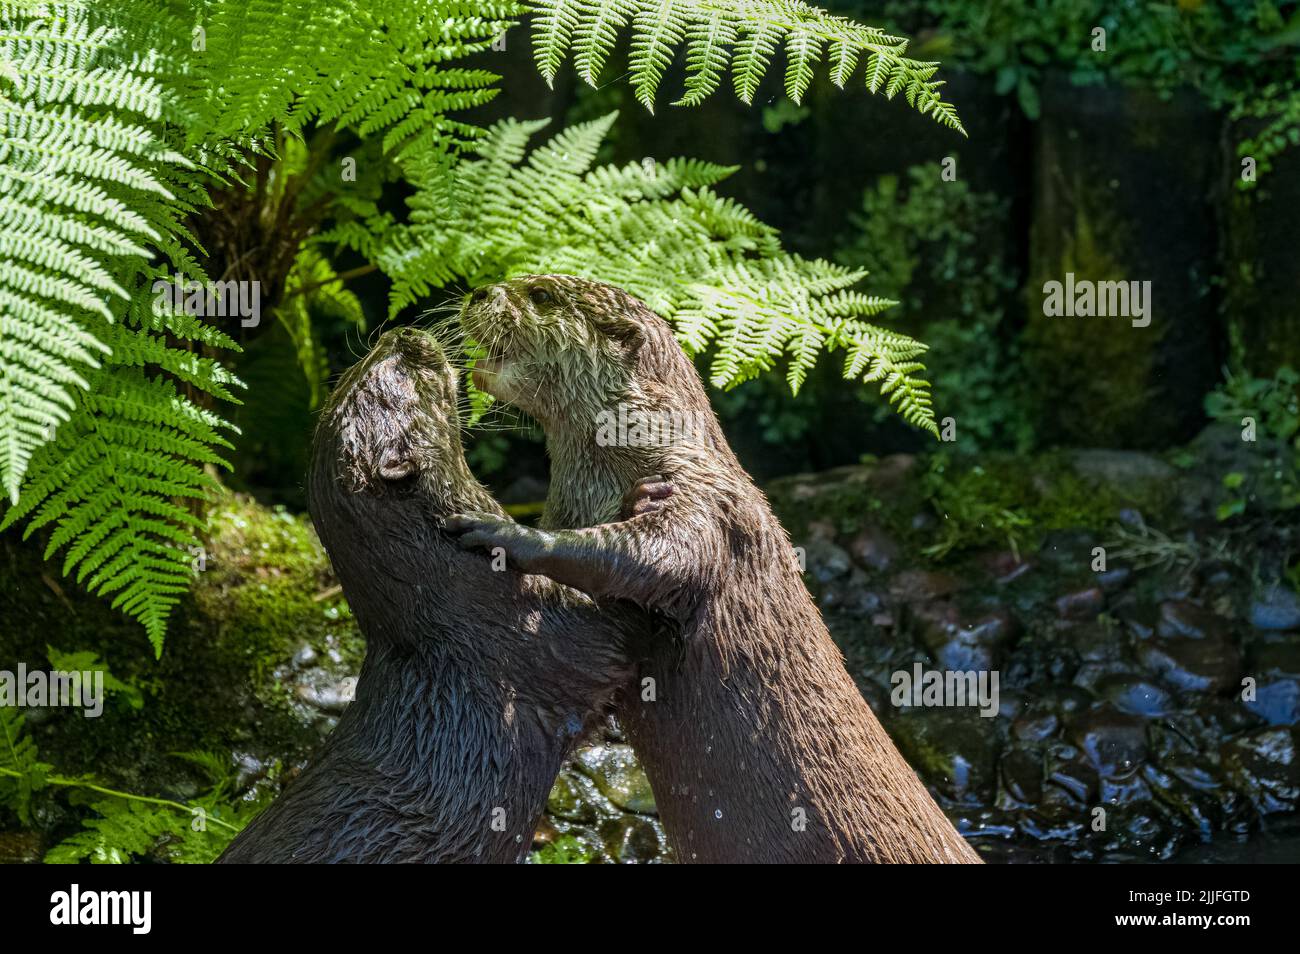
[
  {"x1": 219, "y1": 327, "x2": 645, "y2": 863},
  {"x1": 450, "y1": 275, "x2": 981, "y2": 863}
]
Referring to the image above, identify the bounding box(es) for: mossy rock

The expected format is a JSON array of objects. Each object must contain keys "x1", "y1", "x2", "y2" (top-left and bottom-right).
[{"x1": 0, "y1": 491, "x2": 363, "y2": 810}]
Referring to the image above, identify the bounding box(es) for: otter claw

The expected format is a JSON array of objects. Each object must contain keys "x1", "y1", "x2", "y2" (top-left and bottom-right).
[
  {"x1": 620, "y1": 474, "x2": 675, "y2": 519},
  {"x1": 444, "y1": 512, "x2": 510, "y2": 544}
]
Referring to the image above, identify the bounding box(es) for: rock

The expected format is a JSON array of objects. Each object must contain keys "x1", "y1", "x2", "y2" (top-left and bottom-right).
[
  {"x1": 1043, "y1": 744, "x2": 1099, "y2": 803},
  {"x1": 1221, "y1": 728, "x2": 1300, "y2": 813},
  {"x1": 976, "y1": 549, "x2": 1033, "y2": 584},
  {"x1": 294, "y1": 675, "x2": 357, "y2": 714},
  {"x1": 802, "y1": 539, "x2": 851, "y2": 584},
  {"x1": 547, "y1": 771, "x2": 602, "y2": 824},
  {"x1": 1095, "y1": 674, "x2": 1174, "y2": 718},
  {"x1": 1244, "y1": 642, "x2": 1300, "y2": 726},
  {"x1": 597, "y1": 815, "x2": 664, "y2": 863},
  {"x1": 1251, "y1": 584, "x2": 1300, "y2": 631},
  {"x1": 1000, "y1": 747, "x2": 1044, "y2": 806},
  {"x1": 1055, "y1": 587, "x2": 1106, "y2": 620},
  {"x1": 1013, "y1": 709, "x2": 1060, "y2": 743},
  {"x1": 574, "y1": 744, "x2": 657, "y2": 815},
  {"x1": 1139, "y1": 630, "x2": 1241, "y2": 694},
  {"x1": 847, "y1": 524, "x2": 899, "y2": 572},
  {"x1": 1068, "y1": 704, "x2": 1149, "y2": 779},
  {"x1": 1158, "y1": 600, "x2": 1229, "y2": 641},
  {"x1": 890, "y1": 709, "x2": 1001, "y2": 803},
  {"x1": 915, "y1": 605, "x2": 1017, "y2": 672},
  {"x1": 1070, "y1": 450, "x2": 1177, "y2": 485},
  {"x1": 890, "y1": 569, "x2": 962, "y2": 602}
]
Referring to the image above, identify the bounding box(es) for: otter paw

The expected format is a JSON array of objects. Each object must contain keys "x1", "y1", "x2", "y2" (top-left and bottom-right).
[
  {"x1": 619, "y1": 474, "x2": 675, "y2": 519},
  {"x1": 444, "y1": 512, "x2": 516, "y2": 552}
]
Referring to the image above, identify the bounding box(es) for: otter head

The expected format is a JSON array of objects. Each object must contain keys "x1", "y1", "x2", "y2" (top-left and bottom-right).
[
  {"x1": 311, "y1": 327, "x2": 476, "y2": 532},
  {"x1": 459, "y1": 274, "x2": 681, "y2": 435}
]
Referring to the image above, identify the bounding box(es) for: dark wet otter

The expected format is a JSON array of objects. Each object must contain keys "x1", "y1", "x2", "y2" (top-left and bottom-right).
[
  {"x1": 218, "y1": 328, "x2": 640, "y2": 863},
  {"x1": 452, "y1": 275, "x2": 980, "y2": 863}
]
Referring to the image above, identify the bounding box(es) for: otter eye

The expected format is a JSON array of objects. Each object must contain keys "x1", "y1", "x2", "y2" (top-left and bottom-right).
[{"x1": 529, "y1": 286, "x2": 552, "y2": 306}]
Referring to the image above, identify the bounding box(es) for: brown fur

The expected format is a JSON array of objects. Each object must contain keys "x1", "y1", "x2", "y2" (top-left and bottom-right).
[
  {"x1": 219, "y1": 328, "x2": 639, "y2": 863},
  {"x1": 456, "y1": 275, "x2": 981, "y2": 863}
]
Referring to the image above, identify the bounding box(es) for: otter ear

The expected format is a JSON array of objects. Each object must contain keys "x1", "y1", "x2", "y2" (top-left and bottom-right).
[{"x1": 378, "y1": 451, "x2": 415, "y2": 482}]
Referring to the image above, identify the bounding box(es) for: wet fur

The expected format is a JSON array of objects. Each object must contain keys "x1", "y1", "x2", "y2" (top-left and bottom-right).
[
  {"x1": 460, "y1": 276, "x2": 981, "y2": 864},
  {"x1": 218, "y1": 329, "x2": 638, "y2": 863}
]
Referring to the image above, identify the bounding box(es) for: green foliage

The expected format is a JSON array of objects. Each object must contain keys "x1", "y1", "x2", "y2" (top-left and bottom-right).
[
  {"x1": 530, "y1": 832, "x2": 599, "y2": 863},
  {"x1": 1, "y1": 0, "x2": 956, "y2": 647},
  {"x1": 1204, "y1": 364, "x2": 1300, "y2": 518},
  {"x1": 872, "y1": 0, "x2": 1300, "y2": 177},
  {"x1": 838, "y1": 165, "x2": 1031, "y2": 450},
  {"x1": 528, "y1": 0, "x2": 964, "y2": 129},
  {"x1": 0, "y1": 707, "x2": 259, "y2": 863},
  {"x1": 44, "y1": 646, "x2": 145, "y2": 710},
  {"x1": 377, "y1": 113, "x2": 939, "y2": 431},
  {"x1": 1205, "y1": 364, "x2": 1300, "y2": 445},
  {"x1": 0, "y1": 707, "x2": 53, "y2": 825}
]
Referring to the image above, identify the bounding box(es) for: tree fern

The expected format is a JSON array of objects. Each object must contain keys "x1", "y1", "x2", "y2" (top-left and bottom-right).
[
  {"x1": 529, "y1": 0, "x2": 965, "y2": 129},
  {"x1": 377, "y1": 113, "x2": 938, "y2": 433}
]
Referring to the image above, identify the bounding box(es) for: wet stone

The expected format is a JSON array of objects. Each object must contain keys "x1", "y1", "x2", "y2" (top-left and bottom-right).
[
  {"x1": 1043, "y1": 744, "x2": 1099, "y2": 804},
  {"x1": 976, "y1": 549, "x2": 1033, "y2": 584},
  {"x1": 847, "y1": 524, "x2": 900, "y2": 572},
  {"x1": 547, "y1": 770, "x2": 602, "y2": 824},
  {"x1": 574, "y1": 744, "x2": 657, "y2": 815},
  {"x1": 802, "y1": 539, "x2": 851, "y2": 584},
  {"x1": 1245, "y1": 642, "x2": 1300, "y2": 726},
  {"x1": 1094, "y1": 674, "x2": 1174, "y2": 718},
  {"x1": 1157, "y1": 600, "x2": 1228, "y2": 641},
  {"x1": 1056, "y1": 587, "x2": 1106, "y2": 620},
  {"x1": 1139, "y1": 629, "x2": 1241, "y2": 694},
  {"x1": 1250, "y1": 584, "x2": 1300, "y2": 631},
  {"x1": 597, "y1": 815, "x2": 664, "y2": 864},
  {"x1": 1221, "y1": 728, "x2": 1300, "y2": 814},
  {"x1": 999, "y1": 747, "x2": 1044, "y2": 807},
  {"x1": 1068, "y1": 704, "x2": 1149, "y2": 779},
  {"x1": 915, "y1": 605, "x2": 1017, "y2": 673},
  {"x1": 890, "y1": 709, "x2": 1000, "y2": 804},
  {"x1": 891, "y1": 569, "x2": 962, "y2": 603},
  {"x1": 1013, "y1": 709, "x2": 1060, "y2": 743}
]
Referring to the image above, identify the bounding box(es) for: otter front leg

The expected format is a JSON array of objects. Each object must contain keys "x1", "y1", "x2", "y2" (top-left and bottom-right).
[
  {"x1": 447, "y1": 475, "x2": 680, "y2": 607},
  {"x1": 446, "y1": 513, "x2": 666, "y2": 605}
]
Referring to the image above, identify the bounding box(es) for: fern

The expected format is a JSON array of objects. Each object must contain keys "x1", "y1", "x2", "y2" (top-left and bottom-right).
[
  {"x1": 0, "y1": 707, "x2": 53, "y2": 826},
  {"x1": 378, "y1": 113, "x2": 937, "y2": 433},
  {"x1": 1, "y1": 709, "x2": 254, "y2": 863},
  {"x1": 528, "y1": 0, "x2": 964, "y2": 129},
  {"x1": 2, "y1": 0, "x2": 955, "y2": 647}
]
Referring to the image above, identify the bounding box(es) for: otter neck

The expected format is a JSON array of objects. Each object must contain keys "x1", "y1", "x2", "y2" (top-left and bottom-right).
[{"x1": 336, "y1": 636, "x2": 563, "y2": 862}]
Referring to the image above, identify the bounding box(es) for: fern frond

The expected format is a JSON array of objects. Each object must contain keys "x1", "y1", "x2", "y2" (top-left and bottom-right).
[
  {"x1": 528, "y1": 0, "x2": 964, "y2": 130},
  {"x1": 382, "y1": 114, "x2": 937, "y2": 433}
]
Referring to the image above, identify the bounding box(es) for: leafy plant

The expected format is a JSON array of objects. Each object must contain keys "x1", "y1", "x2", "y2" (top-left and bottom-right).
[
  {"x1": 837, "y1": 165, "x2": 1030, "y2": 451},
  {"x1": 530, "y1": 0, "x2": 965, "y2": 128},
  {"x1": 1, "y1": 706, "x2": 261, "y2": 863},
  {"x1": 0, "y1": 0, "x2": 961, "y2": 648}
]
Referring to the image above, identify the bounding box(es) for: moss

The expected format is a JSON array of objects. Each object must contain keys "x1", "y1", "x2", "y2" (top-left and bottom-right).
[
  {"x1": 765, "y1": 450, "x2": 1176, "y2": 565},
  {"x1": 1025, "y1": 170, "x2": 1159, "y2": 447},
  {"x1": 0, "y1": 490, "x2": 361, "y2": 811}
]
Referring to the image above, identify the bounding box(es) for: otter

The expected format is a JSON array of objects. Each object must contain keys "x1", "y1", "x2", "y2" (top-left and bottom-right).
[
  {"x1": 450, "y1": 275, "x2": 981, "y2": 863},
  {"x1": 219, "y1": 327, "x2": 646, "y2": 863}
]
